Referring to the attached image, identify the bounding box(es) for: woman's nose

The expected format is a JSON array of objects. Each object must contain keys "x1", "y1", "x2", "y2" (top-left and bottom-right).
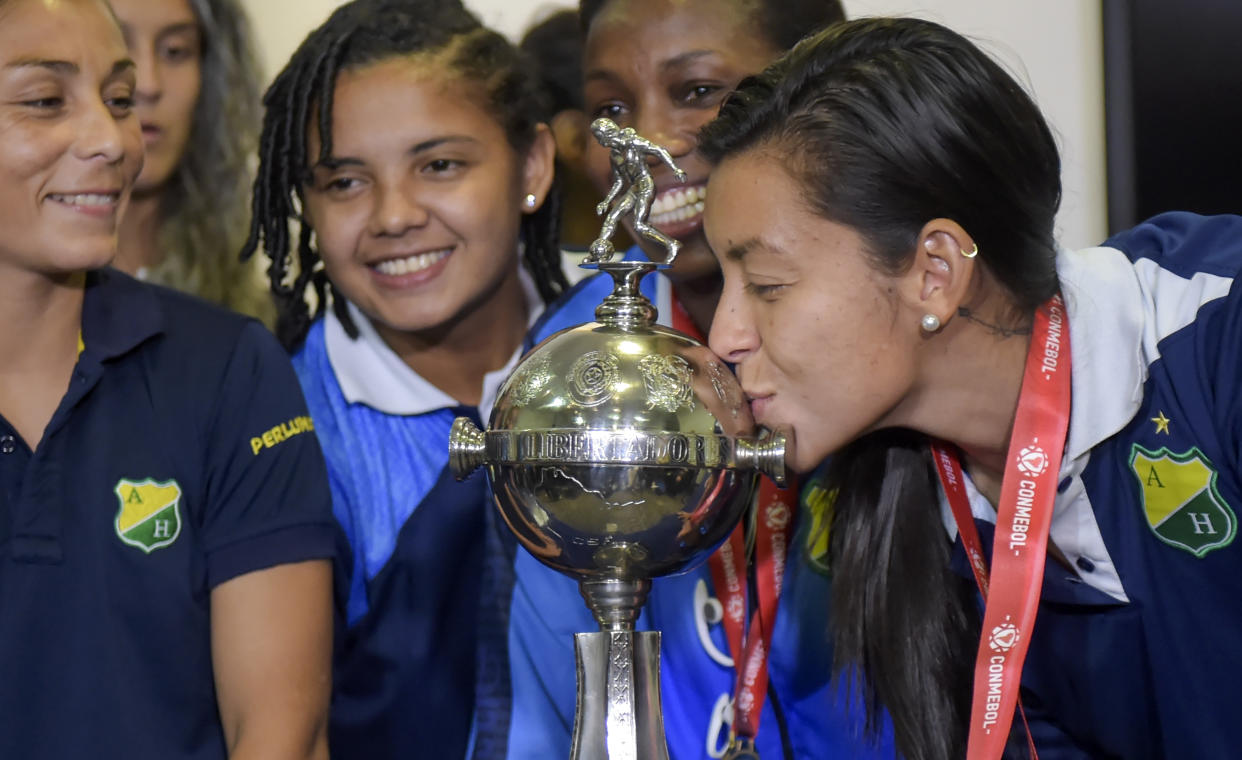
[
  {"x1": 708, "y1": 287, "x2": 758, "y2": 363},
  {"x1": 368, "y1": 182, "x2": 430, "y2": 237},
  {"x1": 635, "y1": 105, "x2": 693, "y2": 161},
  {"x1": 132, "y1": 46, "x2": 162, "y2": 103}
]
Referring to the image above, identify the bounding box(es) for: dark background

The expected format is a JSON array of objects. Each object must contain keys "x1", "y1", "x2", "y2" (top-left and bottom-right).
[{"x1": 1103, "y1": 0, "x2": 1242, "y2": 234}]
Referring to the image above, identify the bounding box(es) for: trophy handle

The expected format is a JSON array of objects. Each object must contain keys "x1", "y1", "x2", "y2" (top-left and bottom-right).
[
  {"x1": 449, "y1": 417, "x2": 486, "y2": 479},
  {"x1": 737, "y1": 429, "x2": 790, "y2": 487}
]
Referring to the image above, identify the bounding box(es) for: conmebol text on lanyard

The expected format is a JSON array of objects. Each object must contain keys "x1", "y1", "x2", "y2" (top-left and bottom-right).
[
  {"x1": 931, "y1": 293, "x2": 1071, "y2": 760},
  {"x1": 707, "y1": 478, "x2": 797, "y2": 760},
  {"x1": 671, "y1": 295, "x2": 797, "y2": 760}
]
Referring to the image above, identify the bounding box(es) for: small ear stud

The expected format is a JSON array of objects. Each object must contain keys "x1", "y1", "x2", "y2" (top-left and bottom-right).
[
  {"x1": 961, "y1": 243, "x2": 979, "y2": 258},
  {"x1": 523, "y1": 193, "x2": 537, "y2": 209},
  {"x1": 921, "y1": 313, "x2": 942, "y2": 332}
]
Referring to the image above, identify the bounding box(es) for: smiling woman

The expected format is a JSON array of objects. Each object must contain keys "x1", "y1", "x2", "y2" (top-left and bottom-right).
[
  {"x1": 0, "y1": 1, "x2": 335, "y2": 758},
  {"x1": 239, "y1": 1, "x2": 572, "y2": 758},
  {"x1": 0, "y1": 0, "x2": 141, "y2": 285}
]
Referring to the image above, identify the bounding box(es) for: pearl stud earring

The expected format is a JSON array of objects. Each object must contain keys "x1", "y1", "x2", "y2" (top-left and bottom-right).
[
  {"x1": 523, "y1": 193, "x2": 537, "y2": 209},
  {"x1": 921, "y1": 313, "x2": 942, "y2": 332}
]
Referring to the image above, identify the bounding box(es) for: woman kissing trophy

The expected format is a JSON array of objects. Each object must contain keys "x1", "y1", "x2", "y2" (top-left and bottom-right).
[{"x1": 449, "y1": 118, "x2": 788, "y2": 760}]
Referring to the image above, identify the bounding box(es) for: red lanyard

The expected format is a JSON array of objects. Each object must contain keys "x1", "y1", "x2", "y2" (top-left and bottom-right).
[
  {"x1": 671, "y1": 295, "x2": 797, "y2": 750},
  {"x1": 931, "y1": 294, "x2": 1072, "y2": 760},
  {"x1": 707, "y1": 479, "x2": 797, "y2": 743}
]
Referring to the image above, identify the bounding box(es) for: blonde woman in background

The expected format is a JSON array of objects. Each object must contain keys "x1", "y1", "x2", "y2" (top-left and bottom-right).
[{"x1": 111, "y1": 0, "x2": 273, "y2": 324}]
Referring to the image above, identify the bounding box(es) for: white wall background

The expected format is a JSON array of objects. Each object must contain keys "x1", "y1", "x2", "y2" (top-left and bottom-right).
[{"x1": 241, "y1": 0, "x2": 1106, "y2": 248}]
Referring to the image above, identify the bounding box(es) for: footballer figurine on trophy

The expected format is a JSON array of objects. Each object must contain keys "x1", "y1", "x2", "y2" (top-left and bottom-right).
[
  {"x1": 586, "y1": 117, "x2": 688, "y2": 266},
  {"x1": 450, "y1": 115, "x2": 786, "y2": 760}
]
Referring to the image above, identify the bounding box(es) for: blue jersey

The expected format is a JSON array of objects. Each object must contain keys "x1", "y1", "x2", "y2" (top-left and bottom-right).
[
  {"x1": 293, "y1": 297, "x2": 536, "y2": 760},
  {"x1": 942, "y1": 213, "x2": 1242, "y2": 757},
  {"x1": 507, "y1": 248, "x2": 893, "y2": 759}
]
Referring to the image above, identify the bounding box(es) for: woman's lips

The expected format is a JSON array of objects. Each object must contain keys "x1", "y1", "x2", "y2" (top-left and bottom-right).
[
  {"x1": 747, "y1": 394, "x2": 773, "y2": 421},
  {"x1": 647, "y1": 182, "x2": 706, "y2": 240},
  {"x1": 367, "y1": 247, "x2": 454, "y2": 288}
]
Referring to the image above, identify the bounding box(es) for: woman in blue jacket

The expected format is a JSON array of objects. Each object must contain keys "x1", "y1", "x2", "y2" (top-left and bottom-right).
[{"x1": 241, "y1": 1, "x2": 566, "y2": 757}]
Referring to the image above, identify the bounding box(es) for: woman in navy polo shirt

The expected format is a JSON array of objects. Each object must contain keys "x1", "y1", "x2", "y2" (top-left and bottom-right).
[
  {"x1": 0, "y1": 0, "x2": 336, "y2": 758},
  {"x1": 699, "y1": 17, "x2": 1242, "y2": 760}
]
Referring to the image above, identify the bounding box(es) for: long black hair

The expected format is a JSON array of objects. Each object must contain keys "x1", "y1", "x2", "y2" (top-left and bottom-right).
[
  {"x1": 579, "y1": 0, "x2": 845, "y2": 50},
  {"x1": 241, "y1": 0, "x2": 568, "y2": 349},
  {"x1": 700, "y1": 17, "x2": 1062, "y2": 760}
]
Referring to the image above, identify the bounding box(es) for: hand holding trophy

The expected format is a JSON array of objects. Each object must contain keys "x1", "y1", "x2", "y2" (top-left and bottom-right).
[{"x1": 449, "y1": 120, "x2": 787, "y2": 760}]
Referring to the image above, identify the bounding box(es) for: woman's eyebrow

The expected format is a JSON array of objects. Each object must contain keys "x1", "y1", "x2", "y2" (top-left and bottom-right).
[
  {"x1": 4, "y1": 58, "x2": 134, "y2": 76},
  {"x1": 660, "y1": 49, "x2": 717, "y2": 73}
]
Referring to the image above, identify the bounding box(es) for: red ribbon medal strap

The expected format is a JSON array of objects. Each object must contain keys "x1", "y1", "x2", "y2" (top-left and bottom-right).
[
  {"x1": 671, "y1": 294, "x2": 797, "y2": 754},
  {"x1": 931, "y1": 294, "x2": 1071, "y2": 760},
  {"x1": 707, "y1": 480, "x2": 796, "y2": 745}
]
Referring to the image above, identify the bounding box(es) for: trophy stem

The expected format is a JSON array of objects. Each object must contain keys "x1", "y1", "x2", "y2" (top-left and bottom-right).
[
  {"x1": 594, "y1": 261, "x2": 659, "y2": 330},
  {"x1": 570, "y1": 630, "x2": 669, "y2": 760},
  {"x1": 570, "y1": 578, "x2": 669, "y2": 759},
  {"x1": 580, "y1": 577, "x2": 651, "y2": 631}
]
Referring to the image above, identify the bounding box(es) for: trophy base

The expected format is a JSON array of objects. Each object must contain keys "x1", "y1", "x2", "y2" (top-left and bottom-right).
[{"x1": 570, "y1": 630, "x2": 670, "y2": 760}]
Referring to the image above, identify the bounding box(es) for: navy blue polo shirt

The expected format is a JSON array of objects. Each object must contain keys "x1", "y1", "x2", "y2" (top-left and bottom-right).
[
  {"x1": 0, "y1": 269, "x2": 336, "y2": 759},
  {"x1": 941, "y1": 213, "x2": 1242, "y2": 757}
]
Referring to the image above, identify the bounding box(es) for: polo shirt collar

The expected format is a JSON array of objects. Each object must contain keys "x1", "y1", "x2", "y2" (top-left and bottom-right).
[
  {"x1": 81, "y1": 268, "x2": 164, "y2": 361},
  {"x1": 325, "y1": 266, "x2": 544, "y2": 417},
  {"x1": 939, "y1": 246, "x2": 1146, "y2": 605},
  {"x1": 1057, "y1": 245, "x2": 1148, "y2": 462}
]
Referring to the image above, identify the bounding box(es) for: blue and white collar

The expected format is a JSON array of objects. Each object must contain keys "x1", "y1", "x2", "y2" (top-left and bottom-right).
[
  {"x1": 324, "y1": 265, "x2": 544, "y2": 418},
  {"x1": 941, "y1": 243, "x2": 1233, "y2": 603}
]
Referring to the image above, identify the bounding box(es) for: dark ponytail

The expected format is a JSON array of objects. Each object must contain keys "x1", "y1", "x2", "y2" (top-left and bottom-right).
[
  {"x1": 826, "y1": 432, "x2": 980, "y2": 759},
  {"x1": 700, "y1": 18, "x2": 1062, "y2": 760},
  {"x1": 241, "y1": 0, "x2": 567, "y2": 349}
]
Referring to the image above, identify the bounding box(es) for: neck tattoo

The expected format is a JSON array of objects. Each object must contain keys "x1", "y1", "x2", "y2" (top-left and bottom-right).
[{"x1": 956, "y1": 307, "x2": 1032, "y2": 339}]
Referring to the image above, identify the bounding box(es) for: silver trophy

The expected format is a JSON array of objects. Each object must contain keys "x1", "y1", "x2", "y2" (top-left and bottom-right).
[{"x1": 450, "y1": 118, "x2": 787, "y2": 760}]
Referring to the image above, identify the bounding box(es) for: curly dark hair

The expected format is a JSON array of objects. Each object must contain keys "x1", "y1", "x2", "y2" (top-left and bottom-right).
[{"x1": 242, "y1": 0, "x2": 567, "y2": 348}]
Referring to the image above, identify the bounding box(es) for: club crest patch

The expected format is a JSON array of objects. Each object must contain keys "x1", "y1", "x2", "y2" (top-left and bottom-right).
[
  {"x1": 800, "y1": 480, "x2": 836, "y2": 575},
  {"x1": 1129, "y1": 445, "x2": 1236, "y2": 558},
  {"x1": 114, "y1": 478, "x2": 183, "y2": 553}
]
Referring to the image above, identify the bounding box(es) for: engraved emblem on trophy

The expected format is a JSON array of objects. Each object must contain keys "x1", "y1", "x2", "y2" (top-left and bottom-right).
[{"x1": 449, "y1": 117, "x2": 788, "y2": 760}]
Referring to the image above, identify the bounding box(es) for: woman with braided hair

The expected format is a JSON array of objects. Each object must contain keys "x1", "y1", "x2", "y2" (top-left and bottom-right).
[{"x1": 241, "y1": 1, "x2": 564, "y2": 757}]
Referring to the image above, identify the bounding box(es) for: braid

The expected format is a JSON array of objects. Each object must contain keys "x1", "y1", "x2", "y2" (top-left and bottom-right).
[
  {"x1": 243, "y1": 0, "x2": 567, "y2": 350},
  {"x1": 242, "y1": 6, "x2": 360, "y2": 348},
  {"x1": 522, "y1": 175, "x2": 568, "y2": 303}
]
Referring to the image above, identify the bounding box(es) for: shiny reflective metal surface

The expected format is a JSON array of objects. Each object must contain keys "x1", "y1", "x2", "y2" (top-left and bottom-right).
[
  {"x1": 449, "y1": 130, "x2": 787, "y2": 760},
  {"x1": 451, "y1": 263, "x2": 786, "y2": 588},
  {"x1": 585, "y1": 118, "x2": 688, "y2": 266},
  {"x1": 572, "y1": 631, "x2": 666, "y2": 760}
]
